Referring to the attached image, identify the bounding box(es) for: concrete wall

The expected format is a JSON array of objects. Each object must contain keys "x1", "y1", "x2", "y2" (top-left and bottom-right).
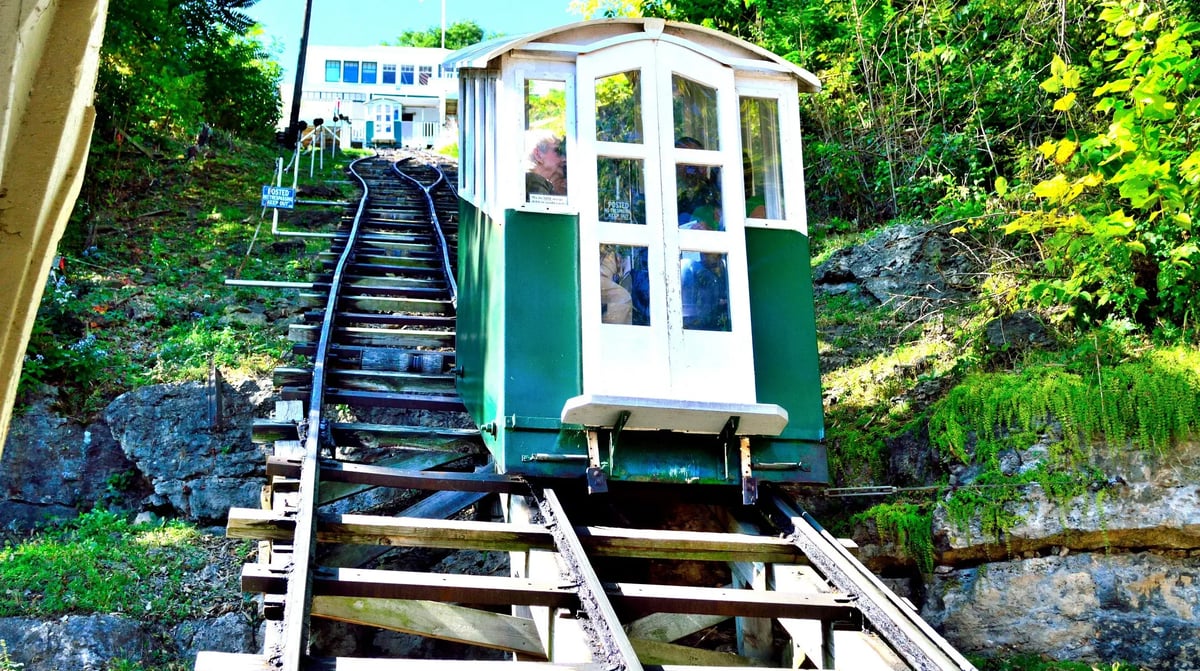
[{"x1": 0, "y1": 0, "x2": 109, "y2": 451}]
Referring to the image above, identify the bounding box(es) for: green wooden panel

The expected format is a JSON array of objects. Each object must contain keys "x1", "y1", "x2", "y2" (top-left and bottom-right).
[
  {"x1": 745, "y1": 227, "x2": 827, "y2": 483},
  {"x1": 455, "y1": 201, "x2": 504, "y2": 454},
  {"x1": 503, "y1": 209, "x2": 582, "y2": 418}
]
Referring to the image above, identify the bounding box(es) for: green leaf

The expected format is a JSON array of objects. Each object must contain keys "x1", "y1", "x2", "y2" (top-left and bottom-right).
[
  {"x1": 995, "y1": 176, "x2": 1009, "y2": 197},
  {"x1": 1053, "y1": 93, "x2": 1077, "y2": 111},
  {"x1": 1055, "y1": 139, "x2": 1078, "y2": 163},
  {"x1": 1095, "y1": 78, "x2": 1134, "y2": 95},
  {"x1": 1033, "y1": 174, "x2": 1069, "y2": 201},
  {"x1": 1116, "y1": 19, "x2": 1137, "y2": 37}
]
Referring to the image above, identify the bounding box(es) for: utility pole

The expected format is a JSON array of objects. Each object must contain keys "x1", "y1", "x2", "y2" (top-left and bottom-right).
[
  {"x1": 441, "y1": 0, "x2": 446, "y2": 48},
  {"x1": 288, "y1": 0, "x2": 315, "y2": 143}
]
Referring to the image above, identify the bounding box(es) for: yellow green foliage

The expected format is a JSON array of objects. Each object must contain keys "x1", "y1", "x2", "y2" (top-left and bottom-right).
[{"x1": 930, "y1": 347, "x2": 1200, "y2": 465}]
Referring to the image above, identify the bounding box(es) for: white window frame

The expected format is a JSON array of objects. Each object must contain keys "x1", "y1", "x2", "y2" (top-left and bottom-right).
[
  {"x1": 507, "y1": 57, "x2": 577, "y2": 214},
  {"x1": 734, "y1": 75, "x2": 807, "y2": 234}
]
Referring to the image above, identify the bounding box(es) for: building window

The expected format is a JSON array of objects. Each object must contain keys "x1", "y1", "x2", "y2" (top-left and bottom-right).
[
  {"x1": 325, "y1": 60, "x2": 340, "y2": 82},
  {"x1": 400, "y1": 65, "x2": 414, "y2": 85},
  {"x1": 343, "y1": 61, "x2": 359, "y2": 83},
  {"x1": 418, "y1": 66, "x2": 433, "y2": 85},
  {"x1": 382, "y1": 64, "x2": 396, "y2": 84},
  {"x1": 362, "y1": 62, "x2": 377, "y2": 84}
]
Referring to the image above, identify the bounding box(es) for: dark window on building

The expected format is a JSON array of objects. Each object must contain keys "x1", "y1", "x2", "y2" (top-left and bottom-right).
[
  {"x1": 362, "y1": 62, "x2": 377, "y2": 84},
  {"x1": 382, "y1": 64, "x2": 396, "y2": 84},
  {"x1": 343, "y1": 61, "x2": 359, "y2": 83},
  {"x1": 418, "y1": 65, "x2": 432, "y2": 85},
  {"x1": 400, "y1": 65, "x2": 414, "y2": 85},
  {"x1": 325, "y1": 60, "x2": 340, "y2": 82}
]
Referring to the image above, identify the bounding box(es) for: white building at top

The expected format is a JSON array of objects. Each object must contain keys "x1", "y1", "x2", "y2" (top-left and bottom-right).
[{"x1": 287, "y1": 44, "x2": 459, "y2": 149}]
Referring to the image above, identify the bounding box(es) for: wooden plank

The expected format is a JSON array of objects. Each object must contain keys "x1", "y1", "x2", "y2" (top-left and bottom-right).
[
  {"x1": 308, "y1": 660, "x2": 609, "y2": 670},
  {"x1": 229, "y1": 508, "x2": 547, "y2": 551},
  {"x1": 198, "y1": 656, "x2": 799, "y2": 671},
  {"x1": 254, "y1": 419, "x2": 478, "y2": 449},
  {"x1": 312, "y1": 596, "x2": 548, "y2": 658},
  {"x1": 267, "y1": 457, "x2": 530, "y2": 493},
  {"x1": 625, "y1": 612, "x2": 728, "y2": 643},
  {"x1": 288, "y1": 323, "x2": 454, "y2": 348},
  {"x1": 608, "y1": 582, "x2": 858, "y2": 620},
  {"x1": 328, "y1": 421, "x2": 475, "y2": 445},
  {"x1": 232, "y1": 508, "x2": 818, "y2": 563},
  {"x1": 320, "y1": 488, "x2": 489, "y2": 569},
  {"x1": 242, "y1": 563, "x2": 577, "y2": 608},
  {"x1": 299, "y1": 292, "x2": 453, "y2": 314},
  {"x1": 194, "y1": 652, "x2": 270, "y2": 671},
  {"x1": 832, "y1": 630, "x2": 909, "y2": 670},
  {"x1": 727, "y1": 518, "x2": 776, "y2": 663},
  {"x1": 630, "y1": 638, "x2": 757, "y2": 667},
  {"x1": 580, "y1": 525, "x2": 808, "y2": 564},
  {"x1": 275, "y1": 366, "x2": 456, "y2": 393},
  {"x1": 317, "y1": 449, "x2": 465, "y2": 505},
  {"x1": 321, "y1": 388, "x2": 467, "y2": 412},
  {"x1": 775, "y1": 563, "x2": 834, "y2": 668}
]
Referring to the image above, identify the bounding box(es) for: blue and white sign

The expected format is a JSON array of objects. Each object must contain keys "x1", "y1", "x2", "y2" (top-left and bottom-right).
[{"x1": 261, "y1": 185, "x2": 296, "y2": 209}]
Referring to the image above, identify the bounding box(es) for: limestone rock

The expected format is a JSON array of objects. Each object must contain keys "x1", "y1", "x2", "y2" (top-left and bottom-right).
[
  {"x1": 103, "y1": 376, "x2": 273, "y2": 524},
  {"x1": 924, "y1": 552, "x2": 1200, "y2": 669},
  {"x1": 0, "y1": 396, "x2": 144, "y2": 530},
  {"x1": 812, "y1": 224, "x2": 979, "y2": 317},
  {"x1": 0, "y1": 615, "x2": 153, "y2": 670},
  {"x1": 932, "y1": 442, "x2": 1200, "y2": 563},
  {"x1": 174, "y1": 613, "x2": 258, "y2": 658}
]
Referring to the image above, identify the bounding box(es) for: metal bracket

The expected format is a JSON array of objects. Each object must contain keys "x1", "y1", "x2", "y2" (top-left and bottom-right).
[
  {"x1": 585, "y1": 430, "x2": 608, "y2": 494},
  {"x1": 585, "y1": 411, "x2": 628, "y2": 495},
  {"x1": 610, "y1": 410, "x2": 630, "y2": 463},
  {"x1": 718, "y1": 416, "x2": 740, "y2": 483},
  {"x1": 740, "y1": 437, "x2": 758, "y2": 505}
]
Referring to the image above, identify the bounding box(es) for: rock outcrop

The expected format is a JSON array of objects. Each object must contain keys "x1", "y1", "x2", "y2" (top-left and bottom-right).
[{"x1": 102, "y1": 376, "x2": 273, "y2": 524}]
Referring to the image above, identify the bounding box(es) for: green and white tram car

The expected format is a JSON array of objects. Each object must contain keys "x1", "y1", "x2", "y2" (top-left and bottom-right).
[{"x1": 448, "y1": 18, "x2": 826, "y2": 497}]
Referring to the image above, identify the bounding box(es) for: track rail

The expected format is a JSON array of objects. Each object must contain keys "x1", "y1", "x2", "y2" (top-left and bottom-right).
[{"x1": 196, "y1": 152, "x2": 974, "y2": 671}]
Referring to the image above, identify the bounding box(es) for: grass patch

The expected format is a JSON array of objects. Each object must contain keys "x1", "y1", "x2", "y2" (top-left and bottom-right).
[
  {"x1": 0, "y1": 509, "x2": 252, "y2": 623},
  {"x1": 971, "y1": 656, "x2": 1140, "y2": 671},
  {"x1": 18, "y1": 139, "x2": 361, "y2": 419}
]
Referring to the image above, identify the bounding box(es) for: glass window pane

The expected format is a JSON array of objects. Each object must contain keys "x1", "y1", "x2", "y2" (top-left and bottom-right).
[
  {"x1": 595, "y1": 71, "x2": 642, "y2": 143},
  {"x1": 524, "y1": 80, "x2": 568, "y2": 204},
  {"x1": 362, "y1": 61, "x2": 377, "y2": 84},
  {"x1": 676, "y1": 159, "x2": 723, "y2": 231},
  {"x1": 382, "y1": 64, "x2": 396, "y2": 84},
  {"x1": 343, "y1": 61, "x2": 359, "y2": 83},
  {"x1": 325, "y1": 60, "x2": 340, "y2": 82},
  {"x1": 600, "y1": 244, "x2": 650, "y2": 326},
  {"x1": 401, "y1": 65, "x2": 414, "y2": 85},
  {"x1": 680, "y1": 251, "x2": 730, "y2": 331},
  {"x1": 740, "y1": 97, "x2": 786, "y2": 219},
  {"x1": 597, "y1": 158, "x2": 646, "y2": 225},
  {"x1": 419, "y1": 66, "x2": 432, "y2": 85},
  {"x1": 673, "y1": 75, "x2": 719, "y2": 150}
]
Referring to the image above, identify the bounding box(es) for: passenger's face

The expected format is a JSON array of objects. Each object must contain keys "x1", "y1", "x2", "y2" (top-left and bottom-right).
[{"x1": 541, "y1": 143, "x2": 564, "y2": 174}]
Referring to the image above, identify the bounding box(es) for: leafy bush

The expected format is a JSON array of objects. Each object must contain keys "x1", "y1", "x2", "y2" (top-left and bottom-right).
[{"x1": 1001, "y1": 0, "x2": 1200, "y2": 331}]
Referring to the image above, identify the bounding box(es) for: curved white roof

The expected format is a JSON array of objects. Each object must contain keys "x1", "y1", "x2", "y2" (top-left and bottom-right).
[{"x1": 445, "y1": 18, "x2": 820, "y2": 93}]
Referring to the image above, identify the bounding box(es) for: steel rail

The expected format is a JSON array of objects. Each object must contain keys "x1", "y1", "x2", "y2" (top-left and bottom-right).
[
  {"x1": 275, "y1": 154, "x2": 376, "y2": 670},
  {"x1": 536, "y1": 488, "x2": 644, "y2": 671},
  {"x1": 391, "y1": 159, "x2": 458, "y2": 309},
  {"x1": 766, "y1": 491, "x2": 978, "y2": 671}
]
